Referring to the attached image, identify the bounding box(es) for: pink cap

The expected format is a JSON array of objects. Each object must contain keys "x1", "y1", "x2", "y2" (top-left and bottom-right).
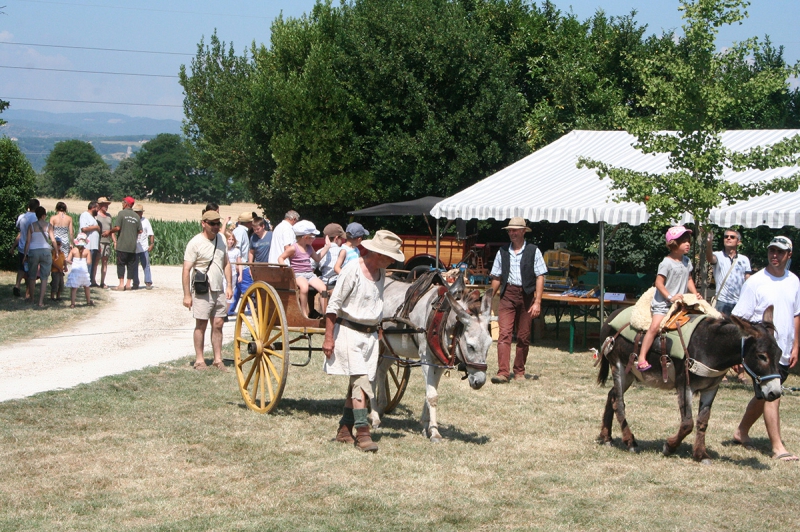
[{"x1": 665, "y1": 225, "x2": 692, "y2": 244}]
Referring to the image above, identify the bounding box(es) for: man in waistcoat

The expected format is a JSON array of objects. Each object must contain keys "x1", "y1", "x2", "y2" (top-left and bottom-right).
[{"x1": 489, "y1": 217, "x2": 547, "y2": 383}]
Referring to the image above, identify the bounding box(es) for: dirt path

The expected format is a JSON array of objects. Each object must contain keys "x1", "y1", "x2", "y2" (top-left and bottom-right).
[{"x1": 0, "y1": 265, "x2": 235, "y2": 402}]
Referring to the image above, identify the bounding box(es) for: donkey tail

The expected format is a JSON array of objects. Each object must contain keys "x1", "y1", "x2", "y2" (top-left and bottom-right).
[{"x1": 597, "y1": 352, "x2": 610, "y2": 386}]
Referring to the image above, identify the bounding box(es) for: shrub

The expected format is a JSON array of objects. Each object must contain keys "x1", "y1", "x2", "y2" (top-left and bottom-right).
[{"x1": 0, "y1": 137, "x2": 37, "y2": 270}]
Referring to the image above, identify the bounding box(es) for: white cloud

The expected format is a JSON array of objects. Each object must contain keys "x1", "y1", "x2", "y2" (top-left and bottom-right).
[{"x1": 0, "y1": 30, "x2": 14, "y2": 41}]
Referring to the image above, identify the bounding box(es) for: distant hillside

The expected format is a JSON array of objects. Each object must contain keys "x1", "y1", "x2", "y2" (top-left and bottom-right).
[
  {"x1": 0, "y1": 110, "x2": 182, "y2": 137},
  {"x1": 12, "y1": 136, "x2": 155, "y2": 172}
]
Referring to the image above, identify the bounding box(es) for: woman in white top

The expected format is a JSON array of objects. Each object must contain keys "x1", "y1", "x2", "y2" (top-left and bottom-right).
[{"x1": 23, "y1": 206, "x2": 54, "y2": 307}]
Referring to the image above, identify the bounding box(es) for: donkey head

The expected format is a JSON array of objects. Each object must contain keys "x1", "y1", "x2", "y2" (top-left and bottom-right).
[
  {"x1": 444, "y1": 288, "x2": 493, "y2": 390},
  {"x1": 730, "y1": 305, "x2": 783, "y2": 401}
]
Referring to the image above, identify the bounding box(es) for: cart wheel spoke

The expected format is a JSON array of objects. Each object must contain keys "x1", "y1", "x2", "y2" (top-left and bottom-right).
[
  {"x1": 383, "y1": 360, "x2": 411, "y2": 415},
  {"x1": 233, "y1": 281, "x2": 289, "y2": 414}
]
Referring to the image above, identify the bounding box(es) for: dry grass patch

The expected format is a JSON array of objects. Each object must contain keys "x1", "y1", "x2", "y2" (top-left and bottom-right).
[
  {"x1": 0, "y1": 271, "x2": 108, "y2": 346},
  {"x1": 1, "y1": 336, "x2": 799, "y2": 530},
  {"x1": 37, "y1": 198, "x2": 261, "y2": 223}
]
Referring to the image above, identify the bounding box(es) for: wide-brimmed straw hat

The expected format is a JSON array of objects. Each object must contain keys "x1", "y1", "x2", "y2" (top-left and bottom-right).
[
  {"x1": 502, "y1": 216, "x2": 531, "y2": 233},
  {"x1": 237, "y1": 211, "x2": 254, "y2": 223},
  {"x1": 361, "y1": 230, "x2": 404, "y2": 262}
]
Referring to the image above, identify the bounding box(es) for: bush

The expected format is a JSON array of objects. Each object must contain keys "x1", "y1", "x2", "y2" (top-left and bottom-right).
[{"x1": 0, "y1": 137, "x2": 37, "y2": 270}]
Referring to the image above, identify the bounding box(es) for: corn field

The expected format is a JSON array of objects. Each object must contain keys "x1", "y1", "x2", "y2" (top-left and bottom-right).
[{"x1": 61, "y1": 213, "x2": 199, "y2": 266}]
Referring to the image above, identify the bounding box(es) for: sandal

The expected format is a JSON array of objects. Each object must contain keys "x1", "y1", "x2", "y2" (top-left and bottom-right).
[
  {"x1": 193, "y1": 362, "x2": 209, "y2": 370},
  {"x1": 70, "y1": 304, "x2": 76, "y2": 309},
  {"x1": 87, "y1": 301, "x2": 95, "y2": 306},
  {"x1": 637, "y1": 361, "x2": 652, "y2": 371},
  {"x1": 212, "y1": 360, "x2": 228, "y2": 372}
]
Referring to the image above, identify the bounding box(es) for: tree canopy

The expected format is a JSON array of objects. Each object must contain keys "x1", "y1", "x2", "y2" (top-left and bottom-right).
[
  {"x1": 181, "y1": 0, "x2": 800, "y2": 225},
  {"x1": 40, "y1": 140, "x2": 106, "y2": 199},
  {"x1": 579, "y1": 0, "x2": 800, "y2": 228},
  {"x1": 0, "y1": 137, "x2": 36, "y2": 269}
]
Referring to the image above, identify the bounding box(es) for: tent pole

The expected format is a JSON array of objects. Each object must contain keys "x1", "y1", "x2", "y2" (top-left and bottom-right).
[
  {"x1": 435, "y1": 219, "x2": 440, "y2": 270},
  {"x1": 599, "y1": 221, "x2": 605, "y2": 328}
]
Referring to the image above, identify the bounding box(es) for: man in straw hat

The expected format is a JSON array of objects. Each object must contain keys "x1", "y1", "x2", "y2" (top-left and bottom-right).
[
  {"x1": 182, "y1": 210, "x2": 233, "y2": 370},
  {"x1": 96, "y1": 197, "x2": 113, "y2": 288},
  {"x1": 489, "y1": 217, "x2": 547, "y2": 383},
  {"x1": 322, "y1": 230, "x2": 404, "y2": 452}
]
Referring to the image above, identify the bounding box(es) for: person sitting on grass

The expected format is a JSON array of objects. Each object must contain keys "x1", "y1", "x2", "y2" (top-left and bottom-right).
[
  {"x1": 65, "y1": 233, "x2": 93, "y2": 308},
  {"x1": 636, "y1": 226, "x2": 701, "y2": 371},
  {"x1": 277, "y1": 220, "x2": 331, "y2": 319}
]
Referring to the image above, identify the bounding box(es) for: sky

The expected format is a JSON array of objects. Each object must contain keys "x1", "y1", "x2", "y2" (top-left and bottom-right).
[{"x1": 1, "y1": 0, "x2": 798, "y2": 121}]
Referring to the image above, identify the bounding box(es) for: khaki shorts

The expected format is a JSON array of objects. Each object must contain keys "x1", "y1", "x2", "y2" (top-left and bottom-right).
[
  {"x1": 192, "y1": 290, "x2": 227, "y2": 320},
  {"x1": 100, "y1": 242, "x2": 112, "y2": 259}
]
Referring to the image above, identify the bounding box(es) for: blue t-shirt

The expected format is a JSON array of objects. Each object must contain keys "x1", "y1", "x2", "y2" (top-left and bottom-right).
[{"x1": 250, "y1": 231, "x2": 272, "y2": 263}]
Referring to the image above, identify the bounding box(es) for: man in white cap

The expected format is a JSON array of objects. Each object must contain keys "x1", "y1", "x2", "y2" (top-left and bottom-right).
[
  {"x1": 322, "y1": 230, "x2": 404, "y2": 452},
  {"x1": 489, "y1": 217, "x2": 547, "y2": 383},
  {"x1": 732, "y1": 235, "x2": 800, "y2": 462},
  {"x1": 268, "y1": 210, "x2": 300, "y2": 264}
]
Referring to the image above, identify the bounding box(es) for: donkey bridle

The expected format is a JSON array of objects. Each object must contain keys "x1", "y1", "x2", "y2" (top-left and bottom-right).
[{"x1": 739, "y1": 337, "x2": 782, "y2": 385}]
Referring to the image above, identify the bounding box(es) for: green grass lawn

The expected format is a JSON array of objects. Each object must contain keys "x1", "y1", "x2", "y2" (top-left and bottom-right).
[
  {"x1": 0, "y1": 271, "x2": 108, "y2": 346},
  {"x1": 1, "y1": 332, "x2": 799, "y2": 531}
]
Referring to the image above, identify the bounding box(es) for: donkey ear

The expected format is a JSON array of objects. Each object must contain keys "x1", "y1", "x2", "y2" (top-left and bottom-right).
[
  {"x1": 445, "y1": 291, "x2": 473, "y2": 325},
  {"x1": 762, "y1": 305, "x2": 775, "y2": 325},
  {"x1": 730, "y1": 314, "x2": 758, "y2": 337},
  {"x1": 448, "y1": 273, "x2": 465, "y2": 300},
  {"x1": 480, "y1": 288, "x2": 494, "y2": 319}
]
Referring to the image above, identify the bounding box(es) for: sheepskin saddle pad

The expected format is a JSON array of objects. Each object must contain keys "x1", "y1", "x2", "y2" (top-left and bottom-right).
[{"x1": 607, "y1": 287, "x2": 722, "y2": 359}]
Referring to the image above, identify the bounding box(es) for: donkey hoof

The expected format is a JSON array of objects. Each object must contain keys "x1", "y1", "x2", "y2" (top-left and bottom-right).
[
  {"x1": 700, "y1": 458, "x2": 713, "y2": 465},
  {"x1": 430, "y1": 435, "x2": 443, "y2": 444},
  {"x1": 603, "y1": 441, "x2": 613, "y2": 447},
  {"x1": 628, "y1": 446, "x2": 639, "y2": 453},
  {"x1": 662, "y1": 443, "x2": 674, "y2": 456}
]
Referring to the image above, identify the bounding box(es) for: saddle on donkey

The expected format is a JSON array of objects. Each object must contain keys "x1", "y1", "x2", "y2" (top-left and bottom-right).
[{"x1": 603, "y1": 287, "x2": 723, "y2": 382}]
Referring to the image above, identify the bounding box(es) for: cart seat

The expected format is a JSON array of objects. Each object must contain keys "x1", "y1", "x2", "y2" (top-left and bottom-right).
[{"x1": 245, "y1": 262, "x2": 324, "y2": 328}]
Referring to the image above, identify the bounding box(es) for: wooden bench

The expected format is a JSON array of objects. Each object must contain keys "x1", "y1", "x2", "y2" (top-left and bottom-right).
[{"x1": 246, "y1": 263, "x2": 324, "y2": 330}]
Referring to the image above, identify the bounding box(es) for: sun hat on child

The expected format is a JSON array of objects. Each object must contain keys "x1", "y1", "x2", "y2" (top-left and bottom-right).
[
  {"x1": 74, "y1": 233, "x2": 88, "y2": 246},
  {"x1": 293, "y1": 220, "x2": 320, "y2": 236},
  {"x1": 665, "y1": 225, "x2": 692, "y2": 244}
]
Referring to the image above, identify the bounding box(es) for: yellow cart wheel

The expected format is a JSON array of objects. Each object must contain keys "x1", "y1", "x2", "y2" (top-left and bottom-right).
[
  {"x1": 383, "y1": 359, "x2": 410, "y2": 415},
  {"x1": 234, "y1": 281, "x2": 289, "y2": 413}
]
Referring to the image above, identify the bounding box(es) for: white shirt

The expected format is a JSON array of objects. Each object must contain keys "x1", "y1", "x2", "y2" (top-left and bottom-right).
[
  {"x1": 268, "y1": 220, "x2": 296, "y2": 265},
  {"x1": 232, "y1": 224, "x2": 250, "y2": 263},
  {"x1": 732, "y1": 268, "x2": 800, "y2": 366},
  {"x1": 79, "y1": 211, "x2": 100, "y2": 250},
  {"x1": 136, "y1": 218, "x2": 154, "y2": 253},
  {"x1": 16, "y1": 211, "x2": 36, "y2": 252},
  {"x1": 711, "y1": 251, "x2": 751, "y2": 304},
  {"x1": 489, "y1": 242, "x2": 548, "y2": 285}
]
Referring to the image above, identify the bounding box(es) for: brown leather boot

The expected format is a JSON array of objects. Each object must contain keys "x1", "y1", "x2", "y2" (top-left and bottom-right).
[
  {"x1": 335, "y1": 424, "x2": 354, "y2": 444},
  {"x1": 354, "y1": 425, "x2": 378, "y2": 452}
]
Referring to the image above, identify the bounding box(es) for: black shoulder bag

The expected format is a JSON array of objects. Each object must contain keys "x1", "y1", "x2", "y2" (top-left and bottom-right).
[{"x1": 193, "y1": 234, "x2": 219, "y2": 294}]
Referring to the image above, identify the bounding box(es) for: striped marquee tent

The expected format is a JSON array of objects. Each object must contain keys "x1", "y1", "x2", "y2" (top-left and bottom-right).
[{"x1": 431, "y1": 129, "x2": 800, "y2": 229}]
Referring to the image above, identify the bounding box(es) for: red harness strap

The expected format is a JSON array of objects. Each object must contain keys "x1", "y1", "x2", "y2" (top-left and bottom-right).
[{"x1": 426, "y1": 286, "x2": 455, "y2": 367}]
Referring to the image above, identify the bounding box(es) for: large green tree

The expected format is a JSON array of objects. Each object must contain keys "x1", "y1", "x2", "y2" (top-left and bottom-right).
[
  {"x1": 133, "y1": 133, "x2": 244, "y2": 204},
  {"x1": 182, "y1": 0, "x2": 529, "y2": 217},
  {"x1": 40, "y1": 140, "x2": 106, "y2": 198},
  {"x1": 0, "y1": 137, "x2": 36, "y2": 269},
  {"x1": 579, "y1": 0, "x2": 800, "y2": 229}
]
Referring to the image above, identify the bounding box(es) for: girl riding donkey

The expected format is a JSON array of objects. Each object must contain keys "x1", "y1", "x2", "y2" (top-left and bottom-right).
[{"x1": 636, "y1": 226, "x2": 702, "y2": 371}]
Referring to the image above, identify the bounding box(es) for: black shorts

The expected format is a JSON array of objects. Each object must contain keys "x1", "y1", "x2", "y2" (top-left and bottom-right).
[{"x1": 780, "y1": 363, "x2": 790, "y2": 384}]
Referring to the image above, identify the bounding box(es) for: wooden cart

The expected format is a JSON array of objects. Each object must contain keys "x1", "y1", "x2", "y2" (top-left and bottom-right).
[{"x1": 233, "y1": 263, "x2": 411, "y2": 414}]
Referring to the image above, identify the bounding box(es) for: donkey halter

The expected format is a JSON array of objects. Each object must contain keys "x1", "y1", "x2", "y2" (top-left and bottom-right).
[{"x1": 740, "y1": 337, "x2": 782, "y2": 385}]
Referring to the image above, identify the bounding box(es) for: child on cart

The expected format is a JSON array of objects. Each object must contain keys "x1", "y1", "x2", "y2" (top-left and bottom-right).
[{"x1": 277, "y1": 220, "x2": 331, "y2": 318}]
